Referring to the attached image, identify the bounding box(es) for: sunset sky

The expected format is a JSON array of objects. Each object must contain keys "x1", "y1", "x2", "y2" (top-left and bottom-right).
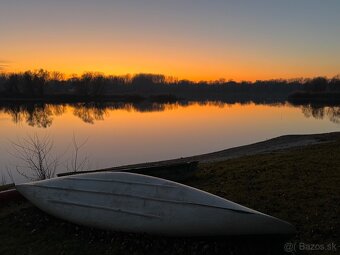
[{"x1": 1, "y1": 0, "x2": 340, "y2": 81}]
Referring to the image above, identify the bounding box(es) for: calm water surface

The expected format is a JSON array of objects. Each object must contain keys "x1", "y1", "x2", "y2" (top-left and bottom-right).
[{"x1": 0, "y1": 102, "x2": 339, "y2": 183}]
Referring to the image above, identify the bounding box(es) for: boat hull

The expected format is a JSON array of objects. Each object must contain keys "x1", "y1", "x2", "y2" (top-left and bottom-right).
[{"x1": 16, "y1": 172, "x2": 296, "y2": 236}]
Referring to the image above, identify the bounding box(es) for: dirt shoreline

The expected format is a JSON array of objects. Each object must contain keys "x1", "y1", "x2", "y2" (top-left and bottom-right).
[{"x1": 101, "y1": 132, "x2": 340, "y2": 170}]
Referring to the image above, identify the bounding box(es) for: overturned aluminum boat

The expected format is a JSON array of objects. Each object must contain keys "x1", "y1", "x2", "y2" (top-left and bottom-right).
[{"x1": 16, "y1": 172, "x2": 295, "y2": 236}]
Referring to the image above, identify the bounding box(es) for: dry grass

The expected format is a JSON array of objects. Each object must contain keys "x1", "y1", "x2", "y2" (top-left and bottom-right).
[{"x1": 184, "y1": 141, "x2": 340, "y2": 246}]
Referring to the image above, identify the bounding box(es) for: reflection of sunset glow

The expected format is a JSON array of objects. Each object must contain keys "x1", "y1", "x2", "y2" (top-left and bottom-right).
[
  {"x1": 1, "y1": 102, "x2": 339, "y2": 182},
  {"x1": 1, "y1": 102, "x2": 340, "y2": 129}
]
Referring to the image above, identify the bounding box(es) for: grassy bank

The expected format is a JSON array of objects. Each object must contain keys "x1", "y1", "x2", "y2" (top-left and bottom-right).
[
  {"x1": 185, "y1": 141, "x2": 340, "y2": 247},
  {"x1": 1, "y1": 140, "x2": 339, "y2": 254}
]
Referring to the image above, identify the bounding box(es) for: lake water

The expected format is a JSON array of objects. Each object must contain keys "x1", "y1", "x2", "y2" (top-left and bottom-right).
[{"x1": 0, "y1": 101, "x2": 339, "y2": 183}]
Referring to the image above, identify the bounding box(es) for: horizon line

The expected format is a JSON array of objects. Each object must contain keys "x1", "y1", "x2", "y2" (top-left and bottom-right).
[{"x1": 1, "y1": 68, "x2": 339, "y2": 83}]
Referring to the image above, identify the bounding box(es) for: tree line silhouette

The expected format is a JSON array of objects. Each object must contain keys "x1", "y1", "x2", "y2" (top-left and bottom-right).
[{"x1": 1, "y1": 70, "x2": 339, "y2": 103}]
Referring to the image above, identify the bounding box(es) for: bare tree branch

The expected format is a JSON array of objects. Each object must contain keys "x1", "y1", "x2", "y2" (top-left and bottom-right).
[
  {"x1": 10, "y1": 134, "x2": 59, "y2": 181},
  {"x1": 6, "y1": 166, "x2": 15, "y2": 184},
  {"x1": 1, "y1": 172, "x2": 6, "y2": 186},
  {"x1": 66, "y1": 134, "x2": 89, "y2": 172}
]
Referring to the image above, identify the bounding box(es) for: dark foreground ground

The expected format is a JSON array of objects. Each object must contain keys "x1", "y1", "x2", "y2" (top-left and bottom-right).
[{"x1": 1, "y1": 137, "x2": 339, "y2": 255}]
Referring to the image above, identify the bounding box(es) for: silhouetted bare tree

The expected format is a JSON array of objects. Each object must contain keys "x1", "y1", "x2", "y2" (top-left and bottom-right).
[
  {"x1": 66, "y1": 134, "x2": 89, "y2": 172},
  {"x1": 10, "y1": 134, "x2": 58, "y2": 181},
  {"x1": 6, "y1": 166, "x2": 15, "y2": 184},
  {"x1": 1, "y1": 172, "x2": 6, "y2": 186}
]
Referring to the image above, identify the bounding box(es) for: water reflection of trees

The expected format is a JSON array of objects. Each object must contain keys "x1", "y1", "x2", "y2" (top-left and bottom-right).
[
  {"x1": 73, "y1": 103, "x2": 108, "y2": 124},
  {"x1": 301, "y1": 105, "x2": 340, "y2": 123},
  {"x1": 0, "y1": 102, "x2": 186, "y2": 127},
  {"x1": 0, "y1": 103, "x2": 66, "y2": 128},
  {"x1": 1, "y1": 101, "x2": 340, "y2": 127}
]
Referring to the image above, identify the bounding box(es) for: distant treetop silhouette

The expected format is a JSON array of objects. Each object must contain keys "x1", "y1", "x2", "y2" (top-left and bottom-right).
[{"x1": 0, "y1": 70, "x2": 339, "y2": 101}]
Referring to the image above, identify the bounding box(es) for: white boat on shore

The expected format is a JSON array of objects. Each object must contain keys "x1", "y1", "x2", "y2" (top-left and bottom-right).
[{"x1": 16, "y1": 172, "x2": 295, "y2": 236}]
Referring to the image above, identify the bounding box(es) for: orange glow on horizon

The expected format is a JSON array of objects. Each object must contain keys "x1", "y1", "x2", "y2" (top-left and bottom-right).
[
  {"x1": 2, "y1": 43, "x2": 339, "y2": 82},
  {"x1": 2, "y1": 64, "x2": 339, "y2": 82},
  {"x1": 1, "y1": 1, "x2": 340, "y2": 83}
]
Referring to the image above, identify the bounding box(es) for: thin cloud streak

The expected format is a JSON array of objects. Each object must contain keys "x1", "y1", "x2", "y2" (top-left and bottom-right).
[{"x1": 0, "y1": 60, "x2": 10, "y2": 71}]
